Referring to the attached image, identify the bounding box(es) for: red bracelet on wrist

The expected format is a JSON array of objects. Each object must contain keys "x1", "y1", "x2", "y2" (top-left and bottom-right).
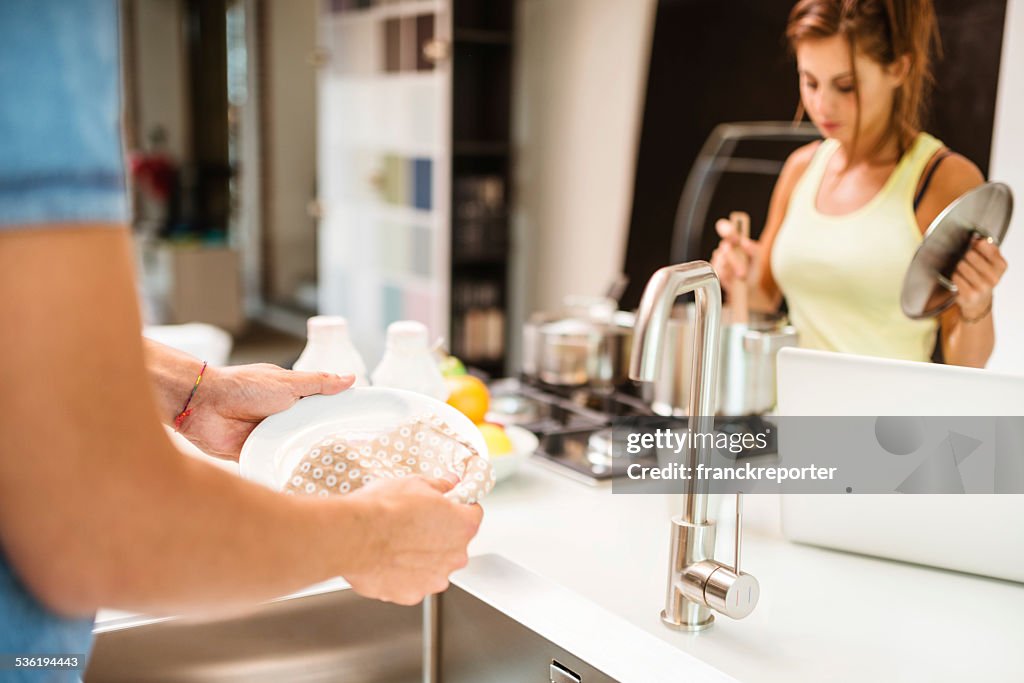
[{"x1": 173, "y1": 361, "x2": 208, "y2": 430}]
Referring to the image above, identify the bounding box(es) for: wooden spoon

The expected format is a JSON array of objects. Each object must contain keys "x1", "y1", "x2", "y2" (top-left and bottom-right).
[{"x1": 728, "y1": 211, "x2": 751, "y2": 325}]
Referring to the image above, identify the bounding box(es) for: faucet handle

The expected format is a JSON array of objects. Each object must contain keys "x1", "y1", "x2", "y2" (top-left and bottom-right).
[
  {"x1": 676, "y1": 492, "x2": 760, "y2": 621},
  {"x1": 680, "y1": 560, "x2": 760, "y2": 621},
  {"x1": 704, "y1": 563, "x2": 760, "y2": 620}
]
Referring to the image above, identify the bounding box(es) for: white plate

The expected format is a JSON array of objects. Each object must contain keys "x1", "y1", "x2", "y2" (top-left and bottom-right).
[
  {"x1": 490, "y1": 425, "x2": 539, "y2": 482},
  {"x1": 239, "y1": 387, "x2": 489, "y2": 491}
]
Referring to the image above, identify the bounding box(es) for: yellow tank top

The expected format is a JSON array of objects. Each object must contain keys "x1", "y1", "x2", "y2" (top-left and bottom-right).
[{"x1": 770, "y1": 133, "x2": 942, "y2": 362}]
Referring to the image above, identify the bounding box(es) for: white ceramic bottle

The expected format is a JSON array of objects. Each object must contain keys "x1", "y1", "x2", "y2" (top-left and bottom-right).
[
  {"x1": 371, "y1": 320, "x2": 449, "y2": 401},
  {"x1": 293, "y1": 315, "x2": 368, "y2": 386}
]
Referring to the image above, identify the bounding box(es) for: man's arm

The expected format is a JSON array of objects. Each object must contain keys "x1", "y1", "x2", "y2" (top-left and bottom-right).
[
  {"x1": 144, "y1": 339, "x2": 206, "y2": 426},
  {"x1": 0, "y1": 226, "x2": 480, "y2": 616}
]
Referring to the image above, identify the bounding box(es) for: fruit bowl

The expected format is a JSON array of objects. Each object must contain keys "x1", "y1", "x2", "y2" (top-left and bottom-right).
[{"x1": 488, "y1": 425, "x2": 538, "y2": 482}]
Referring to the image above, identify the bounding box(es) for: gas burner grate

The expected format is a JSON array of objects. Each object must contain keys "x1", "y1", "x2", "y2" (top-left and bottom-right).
[{"x1": 486, "y1": 378, "x2": 777, "y2": 482}]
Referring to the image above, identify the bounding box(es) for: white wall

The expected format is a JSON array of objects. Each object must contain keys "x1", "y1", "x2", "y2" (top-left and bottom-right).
[
  {"x1": 131, "y1": 0, "x2": 188, "y2": 159},
  {"x1": 510, "y1": 0, "x2": 657, "y2": 365},
  {"x1": 237, "y1": 0, "x2": 263, "y2": 318},
  {"x1": 988, "y1": 0, "x2": 1024, "y2": 374},
  {"x1": 264, "y1": 0, "x2": 319, "y2": 307}
]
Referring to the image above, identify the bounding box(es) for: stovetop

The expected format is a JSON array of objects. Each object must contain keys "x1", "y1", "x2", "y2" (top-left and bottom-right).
[{"x1": 487, "y1": 378, "x2": 777, "y2": 483}]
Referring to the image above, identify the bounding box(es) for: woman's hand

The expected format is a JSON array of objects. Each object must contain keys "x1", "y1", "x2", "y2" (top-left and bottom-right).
[
  {"x1": 709, "y1": 218, "x2": 761, "y2": 293},
  {"x1": 180, "y1": 364, "x2": 354, "y2": 461},
  {"x1": 953, "y1": 236, "x2": 1008, "y2": 322}
]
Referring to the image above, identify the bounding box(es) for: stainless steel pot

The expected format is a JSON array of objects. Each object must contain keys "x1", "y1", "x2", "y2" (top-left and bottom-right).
[
  {"x1": 648, "y1": 303, "x2": 797, "y2": 416},
  {"x1": 522, "y1": 311, "x2": 634, "y2": 389},
  {"x1": 521, "y1": 311, "x2": 558, "y2": 379},
  {"x1": 717, "y1": 320, "x2": 798, "y2": 416}
]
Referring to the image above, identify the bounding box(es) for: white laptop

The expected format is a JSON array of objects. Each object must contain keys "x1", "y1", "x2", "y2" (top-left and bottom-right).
[{"x1": 775, "y1": 347, "x2": 1024, "y2": 583}]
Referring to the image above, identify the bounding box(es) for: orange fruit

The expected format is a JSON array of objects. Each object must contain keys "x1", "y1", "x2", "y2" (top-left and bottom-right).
[{"x1": 445, "y1": 375, "x2": 490, "y2": 424}]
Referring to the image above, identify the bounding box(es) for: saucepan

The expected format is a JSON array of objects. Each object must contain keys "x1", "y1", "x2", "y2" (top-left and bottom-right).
[
  {"x1": 646, "y1": 304, "x2": 796, "y2": 417},
  {"x1": 648, "y1": 213, "x2": 798, "y2": 416},
  {"x1": 521, "y1": 297, "x2": 635, "y2": 390}
]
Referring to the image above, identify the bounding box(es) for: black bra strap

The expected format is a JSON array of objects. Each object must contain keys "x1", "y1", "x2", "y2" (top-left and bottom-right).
[{"x1": 913, "y1": 149, "x2": 953, "y2": 210}]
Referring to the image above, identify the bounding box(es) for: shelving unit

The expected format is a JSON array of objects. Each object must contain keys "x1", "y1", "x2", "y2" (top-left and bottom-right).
[
  {"x1": 448, "y1": 0, "x2": 513, "y2": 376},
  {"x1": 316, "y1": 0, "x2": 514, "y2": 375}
]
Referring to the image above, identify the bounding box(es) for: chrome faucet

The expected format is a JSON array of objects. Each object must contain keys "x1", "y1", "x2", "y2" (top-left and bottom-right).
[{"x1": 629, "y1": 261, "x2": 759, "y2": 631}]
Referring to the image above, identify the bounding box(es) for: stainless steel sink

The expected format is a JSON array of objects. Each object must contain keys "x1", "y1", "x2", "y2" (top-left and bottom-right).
[
  {"x1": 87, "y1": 585, "x2": 423, "y2": 682},
  {"x1": 86, "y1": 555, "x2": 733, "y2": 683}
]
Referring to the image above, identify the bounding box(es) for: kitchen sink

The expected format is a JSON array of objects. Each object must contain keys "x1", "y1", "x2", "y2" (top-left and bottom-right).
[
  {"x1": 86, "y1": 555, "x2": 732, "y2": 683},
  {"x1": 87, "y1": 583, "x2": 422, "y2": 682}
]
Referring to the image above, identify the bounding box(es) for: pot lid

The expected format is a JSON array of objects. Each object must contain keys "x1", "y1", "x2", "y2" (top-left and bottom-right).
[{"x1": 901, "y1": 182, "x2": 1013, "y2": 320}]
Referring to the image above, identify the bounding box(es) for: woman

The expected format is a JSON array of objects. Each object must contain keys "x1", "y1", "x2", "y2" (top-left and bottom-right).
[{"x1": 711, "y1": 0, "x2": 1007, "y2": 368}]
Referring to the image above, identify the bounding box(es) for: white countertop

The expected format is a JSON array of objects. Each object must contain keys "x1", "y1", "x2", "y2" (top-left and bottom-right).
[{"x1": 470, "y1": 457, "x2": 1024, "y2": 683}]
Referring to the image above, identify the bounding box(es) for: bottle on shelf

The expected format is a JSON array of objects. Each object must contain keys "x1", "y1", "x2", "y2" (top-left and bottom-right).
[
  {"x1": 371, "y1": 320, "x2": 450, "y2": 401},
  {"x1": 293, "y1": 315, "x2": 369, "y2": 386}
]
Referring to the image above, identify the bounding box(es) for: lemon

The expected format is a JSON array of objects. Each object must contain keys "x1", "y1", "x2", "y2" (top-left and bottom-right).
[{"x1": 477, "y1": 423, "x2": 513, "y2": 457}]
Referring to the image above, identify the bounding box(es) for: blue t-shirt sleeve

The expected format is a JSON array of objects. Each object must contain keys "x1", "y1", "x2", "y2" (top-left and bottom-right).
[{"x1": 0, "y1": 0, "x2": 127, "y2": 227}]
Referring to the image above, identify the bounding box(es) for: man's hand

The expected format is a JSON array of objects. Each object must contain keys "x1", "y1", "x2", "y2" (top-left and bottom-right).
[
  {"x1": 181, "y1": 364, "x2": 354, "y2": 461},
  {"x1": 341, "y1": 477, "x2": 483, "y2": 605}
]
